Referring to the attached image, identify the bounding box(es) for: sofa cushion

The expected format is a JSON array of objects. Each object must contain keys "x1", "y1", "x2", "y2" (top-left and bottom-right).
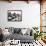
[
  {"x1": 8, "y1": 27, "x2": 14, "y2": 34},
  {"x1": 21, "y1": 28, "x2": 27, "y2": 35},
  {"x1": 9, "y1": 33, "x2": 34, "y2": 43},
  {"x1": 14, "y1": 28, "x2": 21, "y2": 33}
]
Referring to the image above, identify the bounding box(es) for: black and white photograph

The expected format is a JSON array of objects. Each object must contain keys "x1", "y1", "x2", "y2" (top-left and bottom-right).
[{"x1": 8, "y1": 10, "x2": 22, "y2": 21}]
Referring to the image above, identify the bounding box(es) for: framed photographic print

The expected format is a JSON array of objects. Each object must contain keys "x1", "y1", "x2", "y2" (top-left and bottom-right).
[{"x1": 8, "y1": 10, "x2": 22, "y2": 22}]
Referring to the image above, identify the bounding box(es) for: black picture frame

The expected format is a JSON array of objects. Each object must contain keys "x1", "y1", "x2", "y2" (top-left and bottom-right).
[{"x1": 8, "y1": 10, "x2": 22, "y2": 22}]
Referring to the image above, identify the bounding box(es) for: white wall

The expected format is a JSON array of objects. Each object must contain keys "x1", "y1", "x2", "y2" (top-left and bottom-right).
[{"x1": 0, "y1": 1, "x2": 40, "y2": 28}]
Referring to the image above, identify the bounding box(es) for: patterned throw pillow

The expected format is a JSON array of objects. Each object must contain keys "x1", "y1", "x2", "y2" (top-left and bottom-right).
[
  {"x1": 8, "y1": 27, "x2": 14, "y2": 34},
  {"x1": 14, "y1": 28, "x2": 21, "y2": 34}
]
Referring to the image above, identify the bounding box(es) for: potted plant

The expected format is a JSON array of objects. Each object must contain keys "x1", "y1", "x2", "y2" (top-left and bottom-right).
[
  {"x1": 32, "y1": 27, "x2": 38, "y2": 40},
  {"x1": 32, "y1": 27, "x2": 43, "y2": 40}
]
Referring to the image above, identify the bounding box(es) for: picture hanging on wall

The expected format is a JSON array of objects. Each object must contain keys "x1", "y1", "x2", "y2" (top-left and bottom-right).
[{"x1": 8, "y1": 10, "x2": 22, "y2": 22}]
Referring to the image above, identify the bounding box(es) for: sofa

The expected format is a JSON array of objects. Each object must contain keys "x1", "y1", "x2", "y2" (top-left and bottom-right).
[{"x1": 3, "y1": 27, "x2": 34, "y2": 43}]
